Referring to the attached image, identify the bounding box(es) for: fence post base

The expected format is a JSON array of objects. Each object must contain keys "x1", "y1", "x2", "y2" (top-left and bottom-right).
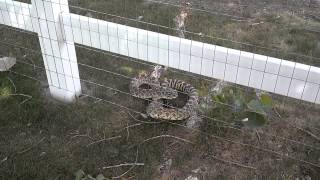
[{"x1": 31, "y1": 0, "x2": 81, "y2": 103}]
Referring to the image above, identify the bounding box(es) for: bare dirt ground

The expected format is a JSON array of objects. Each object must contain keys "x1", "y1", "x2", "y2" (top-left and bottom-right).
[{"x1": 0, "y1": 0, "x2": 320, "y2": 180}]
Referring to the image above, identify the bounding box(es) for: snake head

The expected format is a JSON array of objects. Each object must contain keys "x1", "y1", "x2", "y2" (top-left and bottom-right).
[{"x1": 151, "y1": 65, "x2": 167, "y2": 79}]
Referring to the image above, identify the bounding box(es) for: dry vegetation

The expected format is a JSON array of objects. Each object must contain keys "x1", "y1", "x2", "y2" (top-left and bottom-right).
[{"x1": 0, "y1": 0, "x2": 320, "y2": 179}]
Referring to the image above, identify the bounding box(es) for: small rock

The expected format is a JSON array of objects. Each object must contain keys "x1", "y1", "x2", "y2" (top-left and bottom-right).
[
  {"x1": 39, "y1": 152, "x2": 46, "y2": 157},
  {"x1": 185, "y1": 176, "x2": 199, "y2": 180},
  {"x1": 140, "y1": 113, "x2": 148, "y2": 119},
  {"x1": 0, "y1": 57, "x2": 16, "y2": 71},
  {"x1": 241, "y1": 118, "x2": 249, "y2": 122},
  {"x1": 191, "y1": 168, "x2": 201, "y2": 173},
  {"x1": 137, "y1": 16, "x2": 143, "y2": 20},
  {"x1": 1, "y1": 157, "x2": 8, "y2": 163},
  {"x1": 304, "y1": 175, "x2": 311, "y2": 180}
]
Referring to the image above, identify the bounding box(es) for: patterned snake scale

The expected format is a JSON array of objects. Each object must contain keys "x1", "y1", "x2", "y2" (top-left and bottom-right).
[{"x1": 129, "y1": 66, "x2": 199, "y2": 121}]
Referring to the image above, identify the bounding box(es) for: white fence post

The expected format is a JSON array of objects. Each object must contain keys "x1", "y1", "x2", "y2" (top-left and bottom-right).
[{"x1": 30, "y1": 0, "x2": 81, "y2": 102}]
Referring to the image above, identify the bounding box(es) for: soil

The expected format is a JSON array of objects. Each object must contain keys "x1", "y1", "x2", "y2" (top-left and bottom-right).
[{"x1": 0, "y1": 0, "x2": 320, "y2": 179}]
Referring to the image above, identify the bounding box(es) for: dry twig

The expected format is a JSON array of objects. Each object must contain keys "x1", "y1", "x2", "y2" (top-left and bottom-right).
[
  {"x1": 140, "y1": 135, "x2": 194, "y2": 145},
  {"x1": 86, "y1": 136, "x2": 122, "y2": 147},
  {"x1": 255, "y1": 130, "x2": 261, "y2": 144},
  {"x1": 103, "y1": 163, "x2": 145, "y2": 170},
  {"x1": 0, "y1": 157, "x2": 8, "y2": 165},
  {"x1": 211, "y1": 155, "x2": 257, "y2": 170},
  {"x1": 121, "y1": 123, "x2": 144, "y2": 131},
  {"x1": 111, "y1": 148, "x2": 143, "y2": 179},
  {"x1": 126, "y1": 122, "x2": 130, "y2": 141},
  {"x1": 18, "y1": 137, "x2": 46, "y2": 154},
  {"x1": 8, "y1": 93, "x2": 33, "y2": 104},
  {"x1": 6, "y1": 77, "x2": 16, "y2": 92},
  {"x1": 290, "y1": 123, "x2": 320, "y2": 142},
  {"x1": 127, "y1": 111, "x2": 161, "y2": 124},
  {"x1": 273, "y1": 107, "x2": 282, "y2": 118},
  {"x1": 70, "y1": 134, "x2": 94, "y2": 141},
  {"x1": 67, "y1": 133, "x2": 94, "y2": 146}
]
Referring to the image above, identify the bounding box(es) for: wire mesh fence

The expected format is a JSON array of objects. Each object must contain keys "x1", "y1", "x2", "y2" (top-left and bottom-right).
[
  {"x1": 2, "y1": 0, "x2": 320, "y2": 103},
  {"x1": 0, "y1": 0, "x2": 320, "y2": 179}
]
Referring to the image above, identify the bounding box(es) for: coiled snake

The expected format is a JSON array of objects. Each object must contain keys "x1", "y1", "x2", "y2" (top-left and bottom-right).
[{"x1": 129, "y1": 66, "x2": 199, "y2": 121}]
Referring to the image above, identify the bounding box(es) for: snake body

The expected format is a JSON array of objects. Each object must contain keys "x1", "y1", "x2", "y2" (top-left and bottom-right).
[
  {"x1": 130, "y1": 66, "x2": 199, "y2": 121},
  {"x1": 146, "y1": 78, "x2": 198, "y2": 120},
  {"x1": 129, "y1": 72, "x2": 178, "y2": 100}
]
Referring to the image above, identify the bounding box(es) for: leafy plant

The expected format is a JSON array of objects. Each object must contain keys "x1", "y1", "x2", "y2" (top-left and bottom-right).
[
  {"x1": 0, "y1": 77, "x2": 13, "y2": 100},
  {"x1": 210, "y1": 85, "x2": 274, "y2": 128},
  {"x1": 0, "y1": 76, "x2": 32, "y2": 104},
  {"x1": 241, "y1": 112, "x2": 267, "y2": 128},
  {"x1": 243, "y1": 93, "x2": 273, "y2": 128},
  {"x1": 120, "y1": 66, "x2": 134, "y2": 75},
  {"x1": 232, "y1": 92, "x2": 246, "y2": 113},
  {"x1": 0, "y1": 86, "x2": 12, "y2": 99}
]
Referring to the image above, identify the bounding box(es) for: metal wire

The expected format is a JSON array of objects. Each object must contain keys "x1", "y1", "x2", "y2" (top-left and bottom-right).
[
  {"x1": 5, "y1": 67, "x2": 320, "y2": 169},
  {"x1": 8, "y1": 54, "x2": 320, "y2": 153},
  {"x1": 4, "y1": 0, "x2": 317, "y2": 63},
  {"x1": 66, "y1": 4, "x2": 320, "y2": 64},
  {"x1": 1, "y1": 7, "x2": 320, "y2": 68},
  {"x1": 146, "y1": 0, "x2": 320, "y2": 11},
  {"x1": 2, "y1": 28, "x2": 320, "y2": 116},
  {"x1": 1, "y1": 38, "x2": 320, "y2": 111},
  {"x1": 68, "y1": 3, "x2": 249, "y2": 22},
  {"x1": 1, "y1": 1, "x2": 320, "y2": 167}
]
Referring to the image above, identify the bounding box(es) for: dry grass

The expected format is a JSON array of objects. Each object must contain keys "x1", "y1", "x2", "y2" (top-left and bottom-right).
[{"x1": 0, "y1": 0, "x2": 320, "y2": 179}]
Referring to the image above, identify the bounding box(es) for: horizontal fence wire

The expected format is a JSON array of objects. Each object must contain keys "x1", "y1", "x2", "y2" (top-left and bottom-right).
[
  {"x1": 69, "y1": 0, "x2": 320, "y2": 25},
  {"x1": 1, "y1": 28, "x2": 320, "y2": 112},
  {"x1": 1, "y1": 21, "x2": 320, "y2": 70},
  {"x1": 1, "y1": 1, "x2": 320, "y2": 104},
  {"x1": 66, "y1": 2, "x2": 320, "y2": 64},
  {"x1": 144, "y1": 0, "x2": 320, "y2": 11},
  {"x1": 0, "y1": 70, "x2": 298, "y2": 171},
  {"x1": 4, "y1": 66, "x2": 320, "y2": 169},
  {"x1": 1, "y1": 34, "x2": 320, "y2": 110},
  {"x1": 69, "y1": 1, "x2": 320, "y2": 51},
  {"x1": 1, "y1": 0, "x2": 320, "y2": 173},
  {"x1": 59, "y1": 11, "x2": 320, "y2": 103},
  {"x1": 2, "y1": 0, "x2": 319, "y2": 65},
  {"x1": 1, "y1": 41, "x2": 320, "y2": 154},
  {"x1": 0, "y1": 1, "x2": 320, "y2": 178}
]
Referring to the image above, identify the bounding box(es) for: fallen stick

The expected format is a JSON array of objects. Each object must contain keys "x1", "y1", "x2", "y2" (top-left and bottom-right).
[
  {"x1": 127, "y1": 111, "x2": 161, "y2": 124},
  {"x1": 103, "y1": 163, "x2": 145, "y2": 170},
  {"x1": 86, "y1": 136, "x2": 122, "y2": 147},
  {"x1": 140, "y1": 135, "x2": 194, "y2": 145},
  {"x1": 290, "y1": 124, "x2": 320, "y2": 142},
  {"x1": 18, "y1": 137, "x2": 46, "y2": 154},
  {"x1": 211, "y1": 155, "x2": 257, "y2": 170},
  {"x1": 112, "y1": 148, "x2": 142, "y2": 179},
  {"x1": 7, "y1": 94, "x2": 33, "y2": 104}
]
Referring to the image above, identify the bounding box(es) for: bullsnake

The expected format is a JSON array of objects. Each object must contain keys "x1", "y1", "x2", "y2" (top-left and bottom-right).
[{"x1": 129, "y1": 66, "x2": 199, "y2": 121}]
